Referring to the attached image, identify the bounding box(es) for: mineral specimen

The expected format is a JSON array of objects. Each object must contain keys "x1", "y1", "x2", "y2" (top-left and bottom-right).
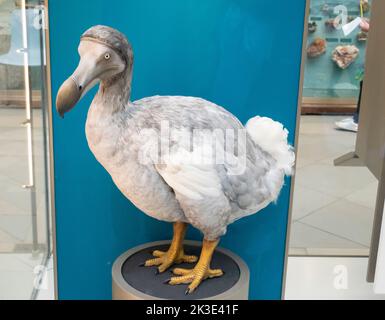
[
  {"x1": 357, "y1": 31, "x2": 368, "y2": 42},
  {"x1": 325, "y1": 18, "x2": 338, "y2": 30},
  {"x1": 332, "y1": 45, "x2": 359, "y2": 69},
  {"x1": 308, "y1": 21, "x2": 317, "y2": 33},
  {"x1": 307, "y1": 38, "x2": 327, "y2": 58}
]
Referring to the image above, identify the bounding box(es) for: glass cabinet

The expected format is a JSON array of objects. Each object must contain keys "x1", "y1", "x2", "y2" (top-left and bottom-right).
[
  {"x1": 0, "y1": 0, "x2": 53, "y2": 300},
  {"x1": 304, "y1": 0, "x2": 372, "y2": 100}
]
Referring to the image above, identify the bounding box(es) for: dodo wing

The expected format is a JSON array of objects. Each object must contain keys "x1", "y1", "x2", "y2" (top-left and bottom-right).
[{"x1": 154, "y1": 147, "x2": 223, "y2": 202}]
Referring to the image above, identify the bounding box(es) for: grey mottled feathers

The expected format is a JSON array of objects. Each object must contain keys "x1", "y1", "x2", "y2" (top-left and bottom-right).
[{"x1": 86, "y1": 95, "x2": 288, "y2": 240}]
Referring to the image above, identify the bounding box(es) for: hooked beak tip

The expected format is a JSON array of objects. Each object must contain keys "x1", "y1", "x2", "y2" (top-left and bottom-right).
[{"x1": 56, "y1": 77, "x2": 81, "y2": 118}]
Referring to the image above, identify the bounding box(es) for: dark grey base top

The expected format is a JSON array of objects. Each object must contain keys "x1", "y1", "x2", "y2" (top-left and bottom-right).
[{"x1": 121, "y1": 243, "x2": 241, "y2": 300}]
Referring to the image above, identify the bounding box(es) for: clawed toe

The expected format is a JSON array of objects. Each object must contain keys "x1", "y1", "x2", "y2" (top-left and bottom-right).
[
  {"x1": 172, "y1": 268, "x2": 191, "y2": 276},
  {"x1": 166, "y1": 266, "x2": 224, "y2": 293},
  {"x1": 152, "y1": 250, "x2": 166, "y2": 258},
  {"x1": 142, "y1": 249, "x2": 198, "y2": 273}
]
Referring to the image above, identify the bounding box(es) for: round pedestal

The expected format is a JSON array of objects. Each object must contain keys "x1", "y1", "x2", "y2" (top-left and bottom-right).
[{"x1": 112, "y1": 240, "x2": 249, "y2": 300}]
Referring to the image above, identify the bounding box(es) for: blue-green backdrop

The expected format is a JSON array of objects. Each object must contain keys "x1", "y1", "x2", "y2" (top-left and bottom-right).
[{"x1": 48, "y1": 0, "x2": 306, "y2": 299}]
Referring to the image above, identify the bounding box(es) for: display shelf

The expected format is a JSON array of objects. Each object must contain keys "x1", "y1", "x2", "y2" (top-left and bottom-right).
[{"x1": 112, "y1": 241, "x2": 250, "y2": 300}]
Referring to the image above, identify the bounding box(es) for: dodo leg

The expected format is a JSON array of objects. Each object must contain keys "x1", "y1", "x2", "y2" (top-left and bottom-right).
[
  {"x1": 167, "y1": 239, "x2": 224, "y2": 294},
  {"x1": 144, "y1": 222, "x2": 198, "y2": 273}
]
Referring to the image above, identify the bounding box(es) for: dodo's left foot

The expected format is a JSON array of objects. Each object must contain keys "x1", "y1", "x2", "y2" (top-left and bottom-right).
[{"x1": 165, "y1": 239, "x2": 223, "y2": 294}]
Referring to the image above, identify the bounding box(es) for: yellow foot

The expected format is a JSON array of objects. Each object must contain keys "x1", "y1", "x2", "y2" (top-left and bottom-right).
[
  {"x1": 166, "y1": 238, "x2": 223, "y2": 294},
  {"x1": 143, "y1": 249, "x2": 198, "y2": 273},
  {"x1": 167, "y1": 266, "x2": 224, "y2": 294}
]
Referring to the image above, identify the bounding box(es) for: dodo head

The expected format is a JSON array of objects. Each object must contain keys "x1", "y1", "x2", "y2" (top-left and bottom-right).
[{"x1": 56, "y1": 25, "x2": 133, "y2": 118}]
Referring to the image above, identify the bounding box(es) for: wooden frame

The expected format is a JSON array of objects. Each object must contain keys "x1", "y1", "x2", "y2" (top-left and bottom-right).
[
  {"x1": 281, "y1": 0, "x2": 310, "y2": 300},
  {"x1": 0, "y1": 89, "x2": 42, "y2": 107},
  {"x1": 302, "y1": 97, "x2": 358, "y2": 114}
]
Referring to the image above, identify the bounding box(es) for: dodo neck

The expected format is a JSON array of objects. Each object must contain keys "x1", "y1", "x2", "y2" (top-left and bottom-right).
[{"x1": 94, "y1": 67, "x2": 133, "y2": 114}]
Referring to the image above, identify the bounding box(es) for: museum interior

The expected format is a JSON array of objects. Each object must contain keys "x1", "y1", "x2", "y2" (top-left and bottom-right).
[{"x1": 1, "y1": 0, "x2": 385, "y2": 300}]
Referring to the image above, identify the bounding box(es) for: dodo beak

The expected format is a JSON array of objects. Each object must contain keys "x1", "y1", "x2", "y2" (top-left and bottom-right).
[{"x1": 56, "y1": 53, "x2": 100, "y2": 118}]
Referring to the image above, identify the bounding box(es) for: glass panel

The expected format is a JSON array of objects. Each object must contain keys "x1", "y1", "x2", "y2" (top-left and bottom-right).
[
  {"x1": 289, "y1": 0, "x2": 377, "y2": 257},
  {"x1": 0, "y1": 0, "x2": 52, "y2": 299}
]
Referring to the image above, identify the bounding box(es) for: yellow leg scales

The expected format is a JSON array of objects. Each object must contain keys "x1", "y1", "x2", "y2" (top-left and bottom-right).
[
  {"x1": 167, "y1": 239, "x2": 224, "y2": 294},
  {"x1": 143, "y1": 222, "x2": 198, "y2": 273}
]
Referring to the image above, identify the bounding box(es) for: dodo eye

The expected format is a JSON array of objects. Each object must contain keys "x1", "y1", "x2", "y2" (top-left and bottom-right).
[{"x1": 104, "y1": 53, "x2": 111, "y2": 60}]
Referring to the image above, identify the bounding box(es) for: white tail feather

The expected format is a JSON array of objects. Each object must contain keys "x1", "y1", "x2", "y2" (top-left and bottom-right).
[{"x1": 246, "y1": 116, "x2": 295, "y2": 175}]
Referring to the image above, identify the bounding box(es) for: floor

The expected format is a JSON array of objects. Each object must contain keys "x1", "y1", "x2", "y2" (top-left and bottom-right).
[
  {"x1": 289, "y1": 115, "x2": 378, "y2": 256},
  {"x1": 0, "y1": 110, "x2": 379, "y2": 298},
  {"x1": 0, "y1": 107, "x2": 51, "y2": 299},
  {"x1": 285, "y1": 257, "x2": 385, "y2": 300},
  {"x1": 10, "y1": 255, "x2": 385, "y2": 300},
  {"x1": 0, "y1": 108, "x2": 48, "y2": 253},
  {"x1": 0, "y1": 253, "x2": 53, "y2": 300},
  {"x1": 36, "y1": 256, "x2": 54, "y2": 300}
]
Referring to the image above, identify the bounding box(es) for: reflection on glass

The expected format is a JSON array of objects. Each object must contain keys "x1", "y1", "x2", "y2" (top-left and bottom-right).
[
  {"x1": 0, "y1": 0, "x2": 52, "y2": 299},
  {"x1": 289, "y1": 0, "x2": 377, "y2": 257},
  {"x1": 304, "y1": 0, "x2": 372, "y2": 99}
]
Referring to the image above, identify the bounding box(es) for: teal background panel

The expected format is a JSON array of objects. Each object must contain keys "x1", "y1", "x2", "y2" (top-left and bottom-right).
[{"x1": 48, "y1": 0, "x2": 306, "y2": 299}]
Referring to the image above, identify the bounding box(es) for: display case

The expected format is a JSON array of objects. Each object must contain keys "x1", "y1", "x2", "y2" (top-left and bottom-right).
[
  {"x1": 304, "y1": 0, "x2": 371, "y2": 101},
  {"x1": 47, "y1": 0, "x2": 307, "y2": 300}
]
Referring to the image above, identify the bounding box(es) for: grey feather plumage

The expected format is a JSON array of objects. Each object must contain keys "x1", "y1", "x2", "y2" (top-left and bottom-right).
[{"x1": 83, "y1": 26, "x2": 294, "y2": 240}]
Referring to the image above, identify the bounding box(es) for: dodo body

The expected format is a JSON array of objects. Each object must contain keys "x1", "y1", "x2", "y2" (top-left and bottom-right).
[{"x1": 56, "y1": 25, "x2": 294, "y2": 293}]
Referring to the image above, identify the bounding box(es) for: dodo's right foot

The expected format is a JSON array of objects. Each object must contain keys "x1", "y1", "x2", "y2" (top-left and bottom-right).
[{"x1": 143, "y1": 248, "x2": 198, "y2": 273}]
